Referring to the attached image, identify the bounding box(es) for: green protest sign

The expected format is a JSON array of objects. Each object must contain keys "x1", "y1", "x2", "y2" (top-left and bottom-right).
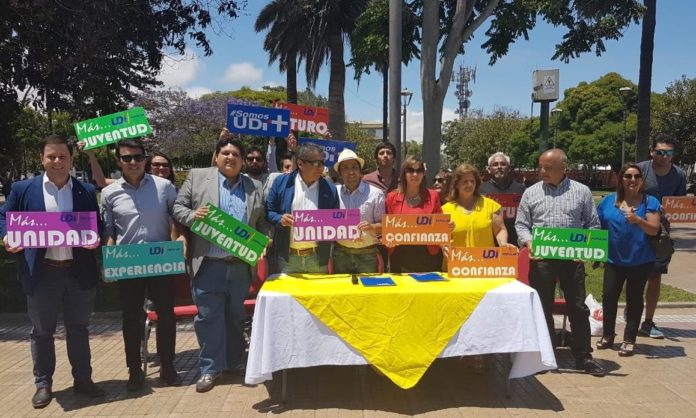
[
  {"x1": 102, "y1": 241, "x2": 186, "y2": 282},
  {"x1": 74, "y1": 107, "x2": 152, "y2": 150},
  {"x1": 531, "y1": 227, "x2": 608, "y2": 262},
  {"x1": 190, "y1": 203, "x2": 269, "y2": 266}
]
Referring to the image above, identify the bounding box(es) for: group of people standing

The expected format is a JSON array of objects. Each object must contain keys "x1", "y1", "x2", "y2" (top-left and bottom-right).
[{"x1": 0, "y1": 130, "x2": 686, "y2": 408}]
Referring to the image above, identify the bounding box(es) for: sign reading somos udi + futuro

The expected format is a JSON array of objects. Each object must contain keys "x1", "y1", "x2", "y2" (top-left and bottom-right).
[
  {"x1": 74, "y1": 107, "x2": 152, "y2": 150},
  {"x1": 531, "y1": 227, "x2": 608, "y2": 262}
]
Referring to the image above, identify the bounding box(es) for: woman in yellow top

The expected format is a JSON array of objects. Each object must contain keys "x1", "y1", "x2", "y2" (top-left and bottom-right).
[{"x1": 442, "y1": 164, "x2": 513, "y2": 248}]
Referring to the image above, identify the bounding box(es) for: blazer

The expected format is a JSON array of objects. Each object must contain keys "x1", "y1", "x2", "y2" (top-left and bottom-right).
[
  {"x1": 0, "y1": 175, "x2": 100, "y2": 295},
  {"x1": 172, "y1": 167, "x2": 272, "y2": 278},
  {"x1": 265, "y1": 170, "x2": 339, "y2": 266}
]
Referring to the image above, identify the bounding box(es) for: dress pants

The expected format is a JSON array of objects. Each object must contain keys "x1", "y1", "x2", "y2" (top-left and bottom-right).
[
  {"x1": 26, "y1": 265, "x2": 96, "y2": 388},
  {"x1": 602, "y1": 262, "x2": 652, "y2": 342},
  {"x1": 118, "y1": 275, "x2": 175, "y2": 370}
]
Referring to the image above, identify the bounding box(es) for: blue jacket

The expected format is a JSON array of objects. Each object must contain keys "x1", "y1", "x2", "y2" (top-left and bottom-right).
[
  {"x1": 0, "y1": 175, "x2": 101, "y2": 295},
  {"x1": 265, "y1": 171, "x2": 338, "y2": 266}
]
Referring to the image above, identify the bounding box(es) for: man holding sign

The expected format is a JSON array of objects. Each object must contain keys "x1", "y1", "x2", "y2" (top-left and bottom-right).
[
  {"x1": 101, "y1": 139, "x2": 180, "y2": 390},
  {"x1": 173, "y1": 138, "x2": 271, "y2": 393},
  {"x1": 0, "y1": 135, "x2": 104, "y2": 408},
  {"x1": 515, "y1": 149, "x2": 605, "y2": 376}
]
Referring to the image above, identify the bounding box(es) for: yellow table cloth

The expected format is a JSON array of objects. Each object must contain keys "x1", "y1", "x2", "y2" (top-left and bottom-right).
[{"x1": 262, "y1": 274, "x2": 512, "y2": 389}]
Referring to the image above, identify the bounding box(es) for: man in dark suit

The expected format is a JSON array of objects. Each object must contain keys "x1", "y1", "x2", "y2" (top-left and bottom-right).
[
  {"x1": 265, "y1": 142, "x2": 339, "y2": 273},
  {"x1": 0, "y1": 134, "x2": 105, "y2": 409}
]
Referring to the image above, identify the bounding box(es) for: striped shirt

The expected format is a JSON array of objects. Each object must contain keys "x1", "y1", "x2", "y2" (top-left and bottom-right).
[
  {"x1": 514, "y1": 177, "x2": 600, "y2": 247},
  {"x1": 336, "y1": 181, "x2": 385, "y2": 248},
  {"x1": 206, "y1": 172, "x2": 247, "y2": 258}
]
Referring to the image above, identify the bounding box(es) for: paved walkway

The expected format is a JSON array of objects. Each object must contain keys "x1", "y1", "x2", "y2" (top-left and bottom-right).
[{"x1": 663, "y1": 223, "x2": 696, "y2": 294}]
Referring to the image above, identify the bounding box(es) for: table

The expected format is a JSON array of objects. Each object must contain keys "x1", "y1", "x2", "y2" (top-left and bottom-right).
[{"x1": 245, "y1": 275, "x2": 557, "y2": 397}]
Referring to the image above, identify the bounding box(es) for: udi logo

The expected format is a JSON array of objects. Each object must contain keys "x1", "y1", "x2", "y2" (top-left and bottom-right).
[{"x1": 227, "y1": 103, "x2": 290, "y2": 138}]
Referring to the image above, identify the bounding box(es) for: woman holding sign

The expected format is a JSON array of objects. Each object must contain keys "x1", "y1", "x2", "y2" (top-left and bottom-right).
[
  {"x1": 385, "y1": 156, "x2": 443, "y2": 273},
  {"x1": 596, "y1": 164, "x2": 661, "y2": 356}
]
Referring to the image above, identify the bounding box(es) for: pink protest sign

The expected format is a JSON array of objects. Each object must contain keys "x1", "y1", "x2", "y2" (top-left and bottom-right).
[
  {"x1": 5, "y1": 211, "x2": 99, "y2": 248},
  {"x1": 292, "y1": 209, "x2": 360, "y2": 242}
]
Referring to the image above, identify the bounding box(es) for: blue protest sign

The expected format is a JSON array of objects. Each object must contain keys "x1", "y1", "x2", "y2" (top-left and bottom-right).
[
  {"x1": 227, "y1": 103, "x2": 291, "y2": 138},
  {"x1": 102, "y1": 241, "x2": 186, "y2": 282},
  {"x1": 298, "y1": 137, "x2": 357, "y2": 166}
]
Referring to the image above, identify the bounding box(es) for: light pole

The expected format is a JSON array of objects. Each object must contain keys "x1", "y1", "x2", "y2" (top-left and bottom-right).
[
  {"x1": 401, "y1": 88, "x2": 413, "y2": 160},
  {"x1": 551, "y1": 108, "x2": 562, "y2": 148},
  {"x1": 619, "y1": 87, "x2": 633, "y2": 167}
]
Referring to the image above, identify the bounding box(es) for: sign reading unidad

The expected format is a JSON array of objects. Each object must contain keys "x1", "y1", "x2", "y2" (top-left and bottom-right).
[
  {"x1": 226, "y1": 103, "x2": 290, "y2": 138},
  {"x1": 381, "y1": 214, "x2": 451, "y2": 246},
  {"x1": 662, "y1": 196, "x2": 696, "y2": 223},
  {"x1": 5, "y1": 211, "x2": 99, "y2": 248},
  {"x1": 484, "y1": 193, "x2": 522, "y2": 220},
  {"x1": 103, "y1": 241, "x2": 185, "y2": 282},
  {"x1": 448, "y1": 247, "x2": 518, "y2": 278},
  {"x1": 297, "y1": 137, "x2": 356, "y2": 166},
  {"x1": 273, "y1": 102, "x2": 329, "y2": 135},
  {"x1": 191, "y1": 204, "x2": 269, "y2": 266},
  {"x1": 74, "y1": 107, "x2": 152, "y2": 150},
  {"x1": 292, "y1": 209, "x2": 360, "y2": 242},
  {"x1": 532, "y1": 227, "x2": 608, "y2": 262}
]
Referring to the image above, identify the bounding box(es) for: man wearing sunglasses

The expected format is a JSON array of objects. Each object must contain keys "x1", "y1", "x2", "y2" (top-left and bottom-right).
[
  {"x1": 266, "y1": 143, "x2": 338, "y2": 274},
  {"x1": 637, "y1": 134, "x2": 687, "y2": 339},
  {"x1": 244, "y1": 146, "x2": 269, "y2": 185},
  {"x1": 101, "y1": 139, "x2": 180, "y2": 391}
]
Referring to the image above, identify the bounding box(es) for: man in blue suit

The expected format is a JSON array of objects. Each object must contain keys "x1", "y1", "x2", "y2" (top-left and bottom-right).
[
  {"x1": 266, "y1": 142, "x2": 338, "y2": 273},
  {"x1": 0, "y1": 135, "x2": 105, "y2": 408}
]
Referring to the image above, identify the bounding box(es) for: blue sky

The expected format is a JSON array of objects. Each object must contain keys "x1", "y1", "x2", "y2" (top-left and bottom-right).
[{"x1": 158, "y1": 1, "x2": 696, "y2": 142}]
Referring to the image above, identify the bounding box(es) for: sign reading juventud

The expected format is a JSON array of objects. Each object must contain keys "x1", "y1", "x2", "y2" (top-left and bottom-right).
[
  {"x1": 662, "y1": 196, "x2": 696, "y2": 223},
  {"x1": 103, "y1": 241, "x2": 185, "y2": 282},
  {"x1": 531, "y1": 227, "x2": 608, "y2": 262},
  {"x1": 448, "y1": 247, "x2": 518, "y2": 278},
  {"x1": 5, "y1": 211, "x2": 99, "y2": 248},
  {"x1": 381, "y1": 214, "x2": 451, "y2": 246},
  {"x1": 74, "y1": 107, "x2": 152, "y2": 150},
  {"x1": 292, "y1": 209, "x2": 360, "y2": 242},
  {"x1": 190, "y1": 204, "x2": 269, "y2": 266}
]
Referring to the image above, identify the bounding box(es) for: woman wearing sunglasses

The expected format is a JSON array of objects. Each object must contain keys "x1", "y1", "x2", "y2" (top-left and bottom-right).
[
  {"x1": 146, "y1": 152, "x2": 176, "y2": 184},
  {"x1": 384, "y1": 156, "x2": 443, "y2": 273},
  {"x1": 596, "y1": 164, "x2": 661, "y2": 356}
]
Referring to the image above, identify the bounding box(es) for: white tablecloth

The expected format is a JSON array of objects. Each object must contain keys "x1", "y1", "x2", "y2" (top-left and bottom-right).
[{"x1": 245, "y1": 279, "x2": 557, "y2": 385}]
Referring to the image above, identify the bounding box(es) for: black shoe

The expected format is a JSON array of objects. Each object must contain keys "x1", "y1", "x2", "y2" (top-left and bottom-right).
[
  {"x1": 160, "y1": 365, "x2": 182, "y2": 387},
  {"x1": 73, "y1": 380, "x2": 105, "y2": 397},
  {"x1": 31, "y1": 387, "x2": 52, "y2": 409},
  {"x1": 127, "y1": 367, "x2": 145, "y2": 392},
  {"x1": 225, "y1": 363, "x2": 246, "y2": 377},
  {"x1": 196, "y1": 372, "x2": 220, "y2": 393},
  {"x1": 576, "y1": 358, "x2": 606, "y2": 377}
]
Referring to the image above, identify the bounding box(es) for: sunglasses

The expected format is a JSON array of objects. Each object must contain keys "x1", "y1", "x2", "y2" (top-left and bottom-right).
[
  {"x1": 301, "y1": 159, "x2": 324, "y2": 167},
  {"x1": 405, "y1": 167, "x2": 425, "y2": 174},
  {"x1": 119, "y1": 154, "x2": 147, "y2": 163},
  {"x1": 623, "y1": 174, "x2": 643, "y2": 180},
  {"x1": 150, "y1": 162, "x2": 170, "y2": 168},
  {"x1": 246, "y1": 156, "x2": 264, "y2": 162},
  {"x1": 434, "y1": 177, "x2": 446, "y2": 183},
  {"x1": 654, "y1": 149, "x2": 674, "y2": 157}
]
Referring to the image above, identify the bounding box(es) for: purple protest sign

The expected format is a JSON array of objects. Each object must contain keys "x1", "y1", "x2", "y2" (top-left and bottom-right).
[
  {"x1": 292, "y1": 209, "x2": 360, "y2": 242},
  {"x1": 5, "y1": 211, "x2": 99, "y2": 248}
]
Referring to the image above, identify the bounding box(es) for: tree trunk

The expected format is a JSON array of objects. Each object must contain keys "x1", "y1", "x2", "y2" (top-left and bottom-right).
[
  {"x1": 328, "y1": 33, "x2": 346, "y2": 140},
  {"x1": 286, "y1": 51, "x2": 298, "y2": 104},
  {"x1": 636, "y1": 0, "x2": 656, "y2": 162},
  {"x1": 422, "y1": 92, "x2": 444, "y2": 178},
  {"x1": 382, "y1": 72, "x2": 388, "y2": 143}
]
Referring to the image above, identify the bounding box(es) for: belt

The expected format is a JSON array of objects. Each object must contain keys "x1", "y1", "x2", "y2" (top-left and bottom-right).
[
  {"x1": 43, "y1": 259, "x2": 73, "y2": 268},
  {"x1": 335, "y1": 244, "x2": 377, "y2": 255},
  {"x1": 204, "y1": 256, "x2": 243, "y2": 264},
  {"x1": 289, "y1": 247, "x2": 317, "y2": 256}
]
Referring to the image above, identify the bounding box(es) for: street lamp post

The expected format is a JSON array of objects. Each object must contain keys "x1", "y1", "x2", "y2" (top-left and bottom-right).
[
  {"x1": 551, "y1": 108, "x2": 562, "y2": 148},
  {"x1": 401, "y1": 88, "x2": 413, "y2": 161},
  {"x1": 619, "y1": 87, "x2": 633, "y2": 167}
]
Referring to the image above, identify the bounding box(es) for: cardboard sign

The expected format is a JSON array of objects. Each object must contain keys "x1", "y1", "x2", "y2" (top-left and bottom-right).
[
  {"x1": 297, "y1": 137, "x2": 356, "y2": 166},
  {"x1": 381, "y1": 214, "x2": 451, "y2": 246},
  {"x1": 5, "y1": 211, "x2": 99, "y2": 248},
  {"x1": 226, "y1": 103, "x2": 290, "y2": 138},
  {"x1": 190, "y1": 204, "x2": 269, "y2": 266},
  {"x1": 448, "y1": 247, "x2": 518, "y2": 278},
  {"x1": 292, "y1": 209, "x2": 360, "y2": 242},
  {"x1": 74, "y1": 107, "x2": 152, "y2": 150},
  {"x1": 531, "y1": 227, "x2": 608, "y2": 262},
  {"x1": 273, "y1": 102, "x2": 329, "y2": 135},
  {"x1": 102, "y1": 241, "x2": 185, "y2": 282},
  {"x1": 484, "y1": 193, "x2": 522, "y2": 219},
  {"x1": 662, "y1": 196, "x2": 696, "y2": 223}
]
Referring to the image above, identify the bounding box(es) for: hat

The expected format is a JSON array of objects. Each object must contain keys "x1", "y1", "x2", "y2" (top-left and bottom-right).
[{"x1": 333, "y1": 148, "x2": 365, "y2": 172}]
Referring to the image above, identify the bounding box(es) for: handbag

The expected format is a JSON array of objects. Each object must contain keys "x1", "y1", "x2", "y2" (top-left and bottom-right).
[{"x1": 649, "y1": 210, "x2": 675, "y2": 259}]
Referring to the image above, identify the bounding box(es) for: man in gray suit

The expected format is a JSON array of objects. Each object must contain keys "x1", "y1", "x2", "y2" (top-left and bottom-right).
[{"x1": 173, "y1": 138, "x2": 271, "y2": 393}]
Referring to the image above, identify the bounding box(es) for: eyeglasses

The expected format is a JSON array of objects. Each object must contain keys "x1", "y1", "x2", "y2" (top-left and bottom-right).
[
  {"x1": 405, "y1": 167, "x2": 425, "y2": 174},
  {"x1": 434, "y1": 177, "x2": 446, "y2": 183},
  {"x1": 119, "y1": 154, "x2": 147, "y2": 163},
  {"x1": 654, "y1": 149, "x2": 674, "y2": 157},
  {"x1": 246, "y1": 156, "x2": 264, "y2": 162},
  {"x1": 150, "y1": 162, "x2": 170, "y2": 168},
  {"x1": 623, "y1": 174, "x2": 643, "y2": 180},
  {"x1": 301, "y1": 159, "x2": 324, "y2": 167}
]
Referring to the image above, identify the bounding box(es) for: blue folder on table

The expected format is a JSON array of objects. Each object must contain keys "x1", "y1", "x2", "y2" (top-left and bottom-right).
[
  {"x1": 360, "y1": 277, "x2": 396, "y2": 287},
  {"x1": 409, "y1": 272, "x2": 447, "y2": 282}
]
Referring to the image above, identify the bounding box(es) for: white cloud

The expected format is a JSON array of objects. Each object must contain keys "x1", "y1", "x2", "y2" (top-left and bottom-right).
[
  {"x1": 158, "y1": 50, "x2": 201, "y2": 87},
  {"x1": 223, "y1": 62, "x2": 263, "y2": 85},
  {"x1": 405, "y1": 107, "x2": 458, "y2": 143},
  {"x1": 186, "y1": 86, "x2": 213, "y2": 99}
]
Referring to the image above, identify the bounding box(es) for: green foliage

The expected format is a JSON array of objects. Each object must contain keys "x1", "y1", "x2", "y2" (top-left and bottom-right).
[
  {"x1": 653, "y1": 76, "x2": 696, "y2": 164},
  {"x1": 346, "y1": 122, "x2": 381, "y2": 173},
  {"x1": 404, "y1": 140, "x2": 422, "y2": 158}
]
